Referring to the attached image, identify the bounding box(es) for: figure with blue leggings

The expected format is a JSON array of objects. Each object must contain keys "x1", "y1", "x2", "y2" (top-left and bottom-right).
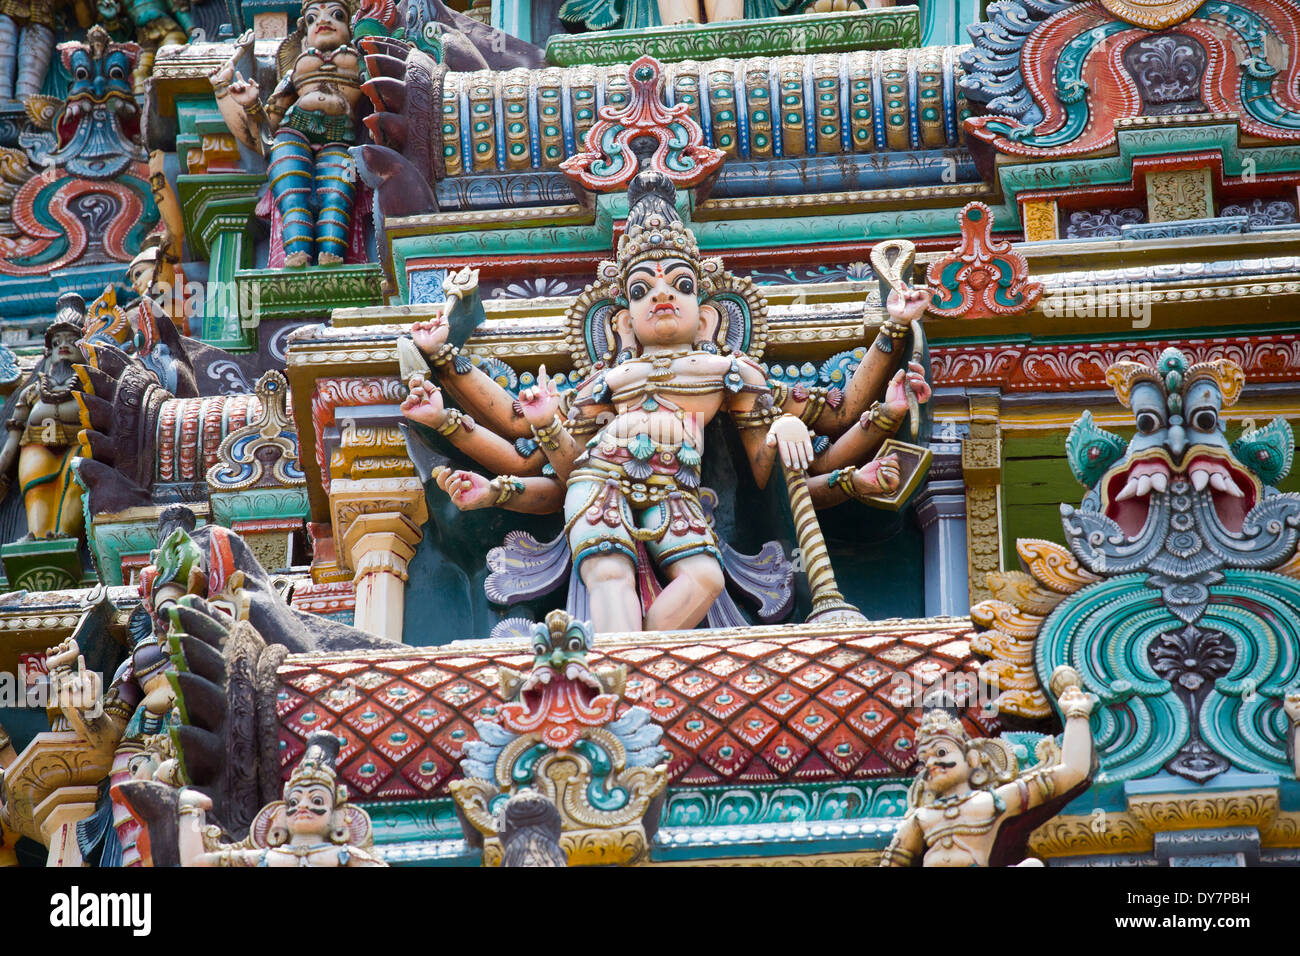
[{"x1": 209, "y1": 2, "x2": 361, "y2": 267}]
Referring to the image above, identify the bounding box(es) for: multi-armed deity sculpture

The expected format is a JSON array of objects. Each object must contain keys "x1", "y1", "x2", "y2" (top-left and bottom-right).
[
  {"x1": 210, "y1": 1, "x2": 361, "y2": 267},
  {"x1": 402, "y1": 170, "x2": 931, "y2": 633}
]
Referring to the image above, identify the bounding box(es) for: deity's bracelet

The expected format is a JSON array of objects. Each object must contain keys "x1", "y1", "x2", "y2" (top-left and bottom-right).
[
  {"x1": 829, "y1": 466, "x2": 862, "y2": 500},
  {"x1": 531, "y1": 414, "x2": 565, "y2": 451},
  {"x1": 211, "y1": 78, "x2": 231, "y2": 98},
  {"x1": 435, "y1": 409, "x2": 473, "y2": 437},
  {"x1": 862, "y1": 401, "x2": 901, "y2": 433},
  {"x1": 427, "y1": 342, "x2": 461, "y2": 370},
  {"x1": 878, "y1": 319, "x2": 910, "y2": 341},
  {"x1": 492, "y1": 476, "x2": 526, "y2": 506},
  {"x1": 1065, "y1": 702, "x2": 1092, "y2": 720},
  {"x1": 244, "y1": 100, "x2": 266, "y2": 122}
]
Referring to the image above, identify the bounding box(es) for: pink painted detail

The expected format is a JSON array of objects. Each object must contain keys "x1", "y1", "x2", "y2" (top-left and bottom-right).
[
  {"x1": 925, "y1": 202, "x2": 1042, "y2": 319},
  {"x1": 560, "y1": 55, "x2": 724, "y2": 193},
  {"x1": 499, "y1": 666, "x2": 619, "y2": 750}
]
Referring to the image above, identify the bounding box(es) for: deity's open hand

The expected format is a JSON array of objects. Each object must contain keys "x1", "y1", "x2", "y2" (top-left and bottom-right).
[
  {"x1": 400, "y1": 374, "x2": 449, "y2": 428},
  {"x1": 886, "y1": 286, "x2": 931, "y2": 324},
  {"x1": 53, "y1": 655, "x2": 102, "y2": 717},
  {"x1": 410, "y1": 314, "x2": 450, "y2": 357},
  {"x1": 435, "y1": 469, "x2": 494, "y2": 510},
  {"x1": 883, "y1": 361, "x2": 932, "y2": 419},
  {"x1": 518, "y1": 364, "x2": 562, "y2": 427},
  {"x1": 225, "y1": 70, "x2": 261, "y2": 110},
  {"x1": 1057, "y1": 683, "x2": 1095, "y2": 719},
  {"x1": 856, "y1": 454, "x2": 901, "y2": 496},
  {"x1": 766, "y1": 414, "x2": 815, "y2": 472}
]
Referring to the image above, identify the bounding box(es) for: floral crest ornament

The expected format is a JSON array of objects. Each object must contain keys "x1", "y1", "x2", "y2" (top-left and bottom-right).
[
  {"x1": 560, "y1": 55, "x2": 726, "y2": 194},
  {"x1": 925, "y1": 202, "x2": 1043, "y2": 319},
  {"x1": 450, "y1": 610, "x2": 669, "y2": 866}
]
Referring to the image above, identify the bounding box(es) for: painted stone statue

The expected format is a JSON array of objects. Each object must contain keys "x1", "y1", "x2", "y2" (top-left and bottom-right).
[
  {"x1": 974, "y1": 347, "x2": 1300, "y2": 783},
  {"x1": 402, "y1": 169, "x2": 930, "y2": 633},
  {"x1": 879, "y1": 667, "x2": 1097, "y2": 867},
  {"x1": 0, "y1": 0, "x2": 89, "y2": 100},
  {"x1": 177, "y1": 731, "x2": 386, "y2": 866},
  {"x1": 0, "y1": 297, "x2": 88, "y2": 540},
  {"x1": 209, "y1": 1, "x2": 361, "y2": 267},
  {"x1": 97, "y1": 0, "x2": 193, "y2": 92},
  {"x1": 452, "y1": 610, "x2": 667, "y2": 865}
]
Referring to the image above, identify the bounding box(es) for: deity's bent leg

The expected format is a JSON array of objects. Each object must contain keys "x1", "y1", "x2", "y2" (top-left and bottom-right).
[
  {"x1": 52, "y1": 448, "x2": 84, "y2": 538},
  {"x1": 567, "y1": 474, "x2": 642, "y2": 632},
  {"x1": 579, "y1": 554, "x2": 642, "y2": 633},
  {"x1": 642, "y1": 491, "x2": 724, "y2": 631},
  {"x1": 656, "y1": 0, "x2": 701, "y2": 24},
  {"x1": 268, "y1": 128, "x2": 315, "y2": 266},
  {"x1": 17, "y1": 444, "x2": 67, "y2": 538},
  {"x1": 0, "y1": 17, "x2": 16, "y2": 101},
  {"x1": 15, "y1": 23, "x2": 53, "y2": 99},
  {"x1": 702, "y1": 0, "x2": 743, "y2": 20},
  {"x1": 314, "y1": 142, "x2": 356, "y2": 265}
]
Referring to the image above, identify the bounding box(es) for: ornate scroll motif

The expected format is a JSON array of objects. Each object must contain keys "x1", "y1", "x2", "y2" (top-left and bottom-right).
[
  {"x1": 207, "y1": 372, "x2": 304, "y2": 491},
  {"x1": 961, "y1": 0, "x2": 1300, "y2": 160},
  {"x1": 926, "y1": 203, "x2": 1042, "y2": 319},
  {"x1": 1145, "y1": 168, "x2": 1213, "y2": 223},
  {"x1": 560, "y1": 55, "x2": 725, "y2": 194},
  {"x1": 310, "y1": 376, "x2": 407, "y2": 493}
]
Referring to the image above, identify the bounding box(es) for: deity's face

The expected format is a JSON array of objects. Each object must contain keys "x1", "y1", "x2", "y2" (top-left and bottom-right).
[
  {"x1": 49, "y1": 330, "x2": 82, "y2": 364},
  {"x1": 304, "y1": 2, "x2": 351, "y2": 50},
  {"x1": 625, "y1": 258, "x2": 703, "y2": 349},
  {"x1": 129, "y1": 260, "x2": 154, "y2": 297},
  {"x1": 285, "y1": 783, "x2": 335, "y2": 837},
  {"x1": 919, "y1": 735, "x2": 975, "y2": 797}
]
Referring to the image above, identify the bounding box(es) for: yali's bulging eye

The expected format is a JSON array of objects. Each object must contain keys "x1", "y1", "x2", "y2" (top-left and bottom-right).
[
  {"x1": 1136, "y1": 411, "x2": 1161, "y2": 435},
  {"x1": 1191, "y1": 408, "x2": 1218, "y2": 432}
]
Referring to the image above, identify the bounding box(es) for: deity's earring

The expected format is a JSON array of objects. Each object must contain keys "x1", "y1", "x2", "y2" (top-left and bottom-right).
[{"x1": 696, "y1": 302, "x2": 722, "y2": 354}]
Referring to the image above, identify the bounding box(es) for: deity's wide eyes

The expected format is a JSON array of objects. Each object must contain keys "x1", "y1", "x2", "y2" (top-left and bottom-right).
[
  {"x1": 1190, "y1": 407, "x2": 1218, "y2": 432},
  {"x1": 674, "y1": 276, "x2": 695, "y2": 295},
  {"x1": 1135, "y1": 410, "x2": 1162, "y2": 435},
  {"x1": 629, "y1": 281, "x2": 649, "y2": 301}
]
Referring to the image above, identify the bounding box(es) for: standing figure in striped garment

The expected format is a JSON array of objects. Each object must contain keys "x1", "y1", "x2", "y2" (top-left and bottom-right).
[{"x1": 209, "y1": 2, "x2": 362, "y2": 267}]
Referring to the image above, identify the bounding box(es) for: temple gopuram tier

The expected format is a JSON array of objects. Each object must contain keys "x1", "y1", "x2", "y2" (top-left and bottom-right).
[{"x1": 0, "y1": 0, "x2": 1298, "y2": 873}]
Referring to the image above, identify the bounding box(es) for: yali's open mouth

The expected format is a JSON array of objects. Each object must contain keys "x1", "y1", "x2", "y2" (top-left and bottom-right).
[{"x1": 1100, "y1": 448, "x2": 1258, "y2": 537}]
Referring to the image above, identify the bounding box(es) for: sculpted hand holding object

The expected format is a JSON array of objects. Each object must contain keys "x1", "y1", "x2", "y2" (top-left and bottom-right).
[
  {"x1": 880, "y1": 666, "x2": 1097, "y2": 867},
  {"x1": 402, "y1": 170, "x2": 930, "y2": 633}
]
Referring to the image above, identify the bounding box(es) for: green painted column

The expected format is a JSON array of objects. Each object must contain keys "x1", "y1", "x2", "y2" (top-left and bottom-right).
[
  {"x1": 493, "y1": 0, "x2": 531, "y2": 43},
  {"x1": 177, "y1": 173, "x2": 264, "y2": 351},
  {"x1": 921, "y1": 0, "x2": 983, "y2": 46}
]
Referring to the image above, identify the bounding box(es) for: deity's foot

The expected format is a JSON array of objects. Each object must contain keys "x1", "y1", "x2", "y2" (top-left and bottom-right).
[
  {"x1": 284, "y1": 251, "x2": 311, "y2": 268},
  {"x1": 318, "y1": 252, "x2": 344, "y2": 266}
]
